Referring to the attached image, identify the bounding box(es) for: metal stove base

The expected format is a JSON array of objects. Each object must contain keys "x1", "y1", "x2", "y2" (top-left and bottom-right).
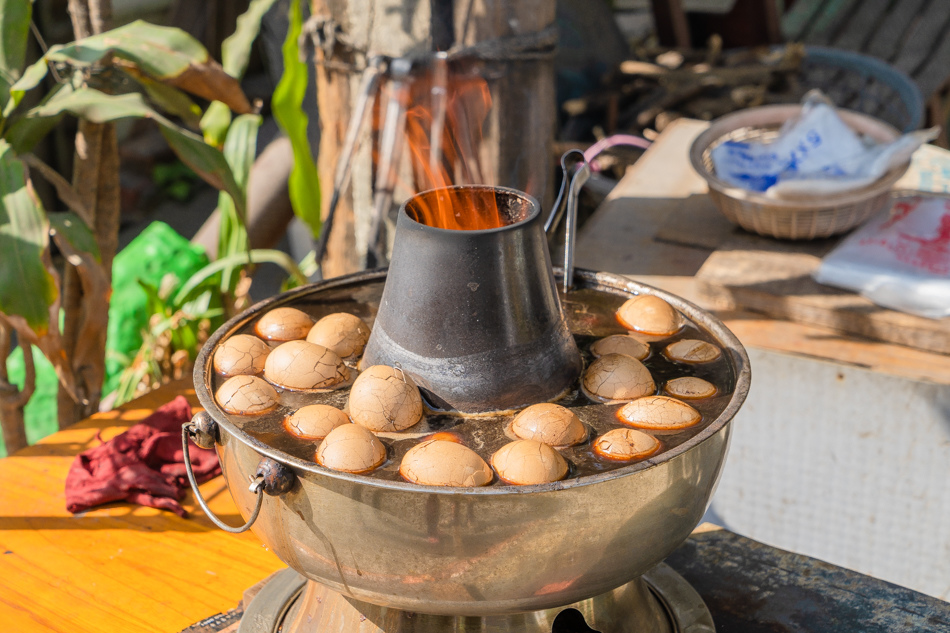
[{"x1": 238, "y1": 564, "x2": 714, "y2": 633}]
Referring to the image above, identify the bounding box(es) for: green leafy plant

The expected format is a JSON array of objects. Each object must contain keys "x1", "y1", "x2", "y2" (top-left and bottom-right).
[
  {"x1": 0, "y1": 0, "x2": 253, "y2": 451},
  {"x1": 111, "y1": 0, "x2": 323, "y2": 406},
  {"x1": 0, "y1": 0, "x2": 325, "y2": 448}
]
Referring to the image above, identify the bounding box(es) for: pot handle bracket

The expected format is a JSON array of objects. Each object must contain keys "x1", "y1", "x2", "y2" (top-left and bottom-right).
[
  {"x1": 544, "y1": 150, "x2": 591, "y2": 293},
  {"x1": 182, "y1": 413, "x2": 296, "y2": 534}
]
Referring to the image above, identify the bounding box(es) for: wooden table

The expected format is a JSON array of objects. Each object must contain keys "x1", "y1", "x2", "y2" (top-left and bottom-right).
[
  {"x1": 574, "y1": 118, "x2": 950, "y2": 601},
  {"x1": 0, "y1": 380, "x2": 284, "y2": 633},
  {"x1": 3, "y1": 381, "x2": 948, "y2": 633}
]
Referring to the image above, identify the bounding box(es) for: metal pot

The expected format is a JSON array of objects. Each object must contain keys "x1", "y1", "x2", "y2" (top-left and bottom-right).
[{"x1": 188, "y1": 269, "x2": 750, "y2": 617}]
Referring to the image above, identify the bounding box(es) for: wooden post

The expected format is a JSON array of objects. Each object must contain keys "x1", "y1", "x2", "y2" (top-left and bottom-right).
[
  {"x1": 312, "y1": 0, "x2": 556, "y2": 277},
  {"x1": 58, "y1": 0, "x2": 120, "y2": 427}
]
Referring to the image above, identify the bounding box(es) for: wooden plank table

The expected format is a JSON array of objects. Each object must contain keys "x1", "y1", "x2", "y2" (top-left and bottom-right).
[
  {"x1": 0, "y1": 380, "x2": 284, "y2": 633},
  {"x1": 3, "y1": 381, "x2": 948, "y2": 633},
  {"x1": 575, "y1": 118, "x2": 950, "y2": 601}
]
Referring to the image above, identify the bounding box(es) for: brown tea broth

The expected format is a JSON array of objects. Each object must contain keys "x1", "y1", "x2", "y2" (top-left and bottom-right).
[{"x1": 212, "y1": 280, "x2": 736, "y2": 486}]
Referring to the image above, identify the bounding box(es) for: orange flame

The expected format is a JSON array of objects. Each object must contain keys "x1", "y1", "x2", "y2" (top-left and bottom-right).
[{"x1": 401, "y1": 70, "x2": 509, "y2": 231}]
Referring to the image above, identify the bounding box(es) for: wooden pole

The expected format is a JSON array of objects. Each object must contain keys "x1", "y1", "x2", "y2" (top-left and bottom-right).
[
  {"x1": 312, "y1": 0, "x2": 556, "y2": 277},
  {"x1": 58, "y1": 0, "x2": 120, "y2": 427}
]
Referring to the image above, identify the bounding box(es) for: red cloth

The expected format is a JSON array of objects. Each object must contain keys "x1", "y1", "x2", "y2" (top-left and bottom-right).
[{"x1": 65, "y1": 396, "x2": 221, "y2": 517}]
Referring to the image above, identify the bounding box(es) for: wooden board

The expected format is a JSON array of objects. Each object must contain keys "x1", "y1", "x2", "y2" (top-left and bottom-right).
[
  {"x1": 694, "y1": 232, "x2": 950, "y2": 355},
  {"x1": 0, "y1": 380, "x2": 284, "y2": 633}
]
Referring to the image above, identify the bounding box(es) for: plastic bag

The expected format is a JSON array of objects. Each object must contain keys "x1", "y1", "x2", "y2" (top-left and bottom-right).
[
  {"x1": 710, "y1": 91, "x2": 938, "y2": 199},
  {"x1": 814, "y1": 195, "x2": 950, "y2": 318}
]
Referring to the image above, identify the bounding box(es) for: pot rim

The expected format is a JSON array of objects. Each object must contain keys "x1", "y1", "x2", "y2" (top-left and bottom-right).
[
  {"x1": 402, "y1": 184, "x2": 542, "y2": 236},
  {"x1": 193, "y1": 268, "x2": 751, "y2": 496}
]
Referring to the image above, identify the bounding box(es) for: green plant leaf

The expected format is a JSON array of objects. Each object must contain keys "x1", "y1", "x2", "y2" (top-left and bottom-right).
[
  {"x1": 5, "y1": 82, "x2": 71, "y2": 154},
  {"x1": 128, "y1": 72, "x2": 203, "y2": 130},
  {"x1": 26, "y1": 88, "x2": 246, "y2": 219},
  {"x1": 223, "y1": 0, "x2": 280, "y2": 79},
  {"x1": 48, "y1": 212, "x2": 100, "y2": 263},
  {"x1": 0, "y1": 0, "x2": 32, "y2": 114},
  {"x1": 28, "y1": 20, "x2": 252, "y2": 113},
  {"x1": 0, "y1": 140, "x2": 56, "y2": 334},
  {"x1": 272, "y1": 0, "x2": 321, "y2": 237},
  {"x1": 216, "y1": 113, "x2": 260, "y2": 292},
  {"x1": 200, "y1": 100, "x2": 231, "y2": 147},
  {"x1": 174, "y1": 249, "x2": 307, "y2": 304}
]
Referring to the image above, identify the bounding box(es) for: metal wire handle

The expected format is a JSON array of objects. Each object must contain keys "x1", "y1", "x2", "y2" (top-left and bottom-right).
[{"x1": 181, "y1": 423, "x2": 264, "y2": 534}]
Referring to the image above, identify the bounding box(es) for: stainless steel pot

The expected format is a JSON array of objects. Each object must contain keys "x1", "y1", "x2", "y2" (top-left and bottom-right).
[{"x1": 189, "y1": 269, "x2": 750, "y2": 617}]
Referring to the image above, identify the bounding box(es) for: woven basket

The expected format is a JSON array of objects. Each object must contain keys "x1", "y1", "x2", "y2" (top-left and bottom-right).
[{"x1": 689, "y1": 105, "x2": 910, "y2": 240}]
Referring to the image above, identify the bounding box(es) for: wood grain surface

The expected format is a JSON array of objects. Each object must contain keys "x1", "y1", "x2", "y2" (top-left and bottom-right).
[{"x1": 0, "y1": 380, "x2": 284, "y2": 633}]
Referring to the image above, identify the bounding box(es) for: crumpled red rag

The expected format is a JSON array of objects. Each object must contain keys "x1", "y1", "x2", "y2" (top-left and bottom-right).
[{"x1": 65, "y1": 396, "x2": 221, "y2": 517}]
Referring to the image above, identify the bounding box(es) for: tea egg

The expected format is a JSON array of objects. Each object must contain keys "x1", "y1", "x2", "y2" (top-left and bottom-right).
[
  {"x1": 664, "y1": 377, "x2": 717, "y2": 399},
  {"x1": 663, "y1": 339, "x2": 721, "y2": 364},
  {"x1": 348, "y1": 365, "x2": 423, "y2": 432},
  {"x1": 582, "y1": 353, "x2": 655, "y2": 403},
  {"x1": 400, "y1": 440, "x2": 493, "y2": 487},
  {"x1": 316, "y1": 423, "x2": 386, "y2": 473},
  {"x1": 511, "y1": 403, "x2": 586, "y2": 447},
  {"x1": 590, "y1": 334, "x2": 649, "y2": 361},
  {"x1": 593, "y1": 428, "x2": 660, "y2": 461},
  {"x1": 213, "y1": 334, "x2": 270, "y2": 377},
  {"x1": 617, "y1": 396, "x2": 701, "y2": 431},
  {"x1": 215, "y1": 375, "x2": 278, "y2": 415},
  {"x1": 264, "y1": 340, "x2": 347, "y2": 390},
  {"x1": 616, "y1": 295, "x2": 682, "y2": 336},
  {"x1": 491, "y1": 440, "x2": 568, "y2": 485},
  {"x1": 306, "y1": 312, "x2": 371, "y2": 359},
  {"x1": 284, "y1": 404, "x2": 350, "y2": 440},
  {"x1": 254, "y1": 307, "x2": 313, "y2": 342}
]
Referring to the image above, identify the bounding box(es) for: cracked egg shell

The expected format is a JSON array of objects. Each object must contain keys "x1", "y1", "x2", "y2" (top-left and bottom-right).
[
  {"x1": 617, "y1": 396, "x2": 701, "y2": 431},
  {"x1": 213, "y1": 334, "x2": 270, "y2": 377},
  {"x1": 316, "y1": 423, "x2": 386, "y2": 474},
  {"x1": 348, "y1": 365, "x2": 423, "y2": 432},
  {"x1": 215, "y1": 375, "x2": 278, "y2": 415},
  {"x1": 593, "y1": 428, "x2": 660, "y2": 461},
  {"x1": 616, "y1": 295, "x2": 682, "y2": 336},
  {"x1": 590, "y1": 334, "x2": 649, "y2": 361},
  {"x1": 284, "y1": 404, "x2": 350, "y2": 440},
  {"x1": 263, "y1": 340, "x2": 347, "y2": 390},
  {"x1": 664, "y1": 377, "x2": 717, "y2": 400},
  {"x1": 254, "y1": 307, "x2": 313, "y2": 342},
  {"x1": 306, "y1": 312, "x2": 371, "y2": 359},
  {"x1": 511, "y1": 403, "x2": 586, "y2": 447},
  {"x1": 663, "y1": 339, "x2": 721, "y2": 364},
  {"x1": 491, "y1": 440, "x2": 569, "y2": 485},
  {"x1": 400, "y1": 440, "x2": 493, "y2": 487},
  {"x1": 582, "y1": 353, "x2": 656, "y2": 403}
]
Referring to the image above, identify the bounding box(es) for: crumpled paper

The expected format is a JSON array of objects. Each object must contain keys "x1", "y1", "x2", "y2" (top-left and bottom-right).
[
  {"x1": 711, "y1": 91, "x2": 938, "y2": 198},
  {"x1": 814, "y1": 195, "x2": 950, "y2": 318}
]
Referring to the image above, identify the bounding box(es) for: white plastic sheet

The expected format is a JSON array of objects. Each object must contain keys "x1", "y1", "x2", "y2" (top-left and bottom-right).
[
  {"x1": 814, "y1": 195, "x2": 950, "y2": 318},
  {"x1": 710, "y1": 92, "x2": 938, "y2": 199}
]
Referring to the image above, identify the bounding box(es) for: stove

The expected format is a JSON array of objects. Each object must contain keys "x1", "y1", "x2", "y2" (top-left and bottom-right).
[{"x1": 184, "y1": 186, "x2": 750, "y2": 633}]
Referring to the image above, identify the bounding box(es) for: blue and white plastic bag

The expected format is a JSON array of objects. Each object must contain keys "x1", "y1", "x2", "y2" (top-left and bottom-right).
[{"x1": 711, "y1": 91, "x2": 937, "y2": 199}]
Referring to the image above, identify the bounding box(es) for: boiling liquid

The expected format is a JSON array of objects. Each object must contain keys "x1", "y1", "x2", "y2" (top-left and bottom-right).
[{"x1": 213, "y1": 280, "x2": 736, "y2": 486}]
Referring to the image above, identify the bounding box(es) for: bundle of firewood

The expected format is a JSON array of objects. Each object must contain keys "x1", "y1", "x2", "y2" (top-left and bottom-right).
[{"x1": 561, "y1": 39, "x2": 807, "y2": 140}]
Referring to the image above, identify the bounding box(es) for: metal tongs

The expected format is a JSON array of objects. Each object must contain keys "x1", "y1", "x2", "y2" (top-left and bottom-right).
[{"x1": 545, "y1": 150, "x2": 591, "y2": 293}]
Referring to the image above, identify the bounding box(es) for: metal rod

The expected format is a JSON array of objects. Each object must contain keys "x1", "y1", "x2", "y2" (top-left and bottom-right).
[
  {"x1": 429, "y1": 51, "x2": 449, "y2": 182},
  {"x1": 314, "y1": 56, "x2": 387, "y2": 271},
  {"x1": 366, "y1": 59, "x2": 413, "y2": 268}
]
